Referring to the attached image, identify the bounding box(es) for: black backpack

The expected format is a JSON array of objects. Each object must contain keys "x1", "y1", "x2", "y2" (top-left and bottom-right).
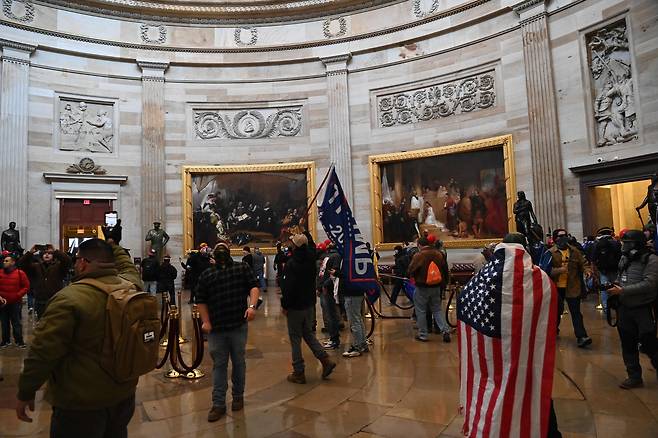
[{"x1": 593, "y1": 237, "x2": 621, "y2": 272}]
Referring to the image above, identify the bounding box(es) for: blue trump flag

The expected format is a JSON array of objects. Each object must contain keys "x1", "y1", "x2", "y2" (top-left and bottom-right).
[{"x1": 318, "y1": 168, "x2": 380, "y2": 303}]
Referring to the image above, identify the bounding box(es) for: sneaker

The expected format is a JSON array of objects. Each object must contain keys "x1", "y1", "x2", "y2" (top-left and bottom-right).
[
  {"x1": 360, "y1": 345, "x2": 370, "y2": 353},
  {"x1": 231, "y1": 398, "x2": 244, "y2": 411},
  {"x1": 287, "y1": 371, "x2": 306, "y2": 384},
  {"x1": 323, "y1": 340, "x2": 339, "y2": 350},
  {"x1": 207, "y1": 406, "x2": 226, "y2": 422},
  {"x1": 443, "y1": 333, "x2": 451, "y2": 343},
  {"x1": 415, "y1": 335, "x2": 428, "y2": 342},
  {"x1": 28, "y1": 308, "x2": 33, "y2": 315},
  {"x1": 0, "y1": 342, "x2": 9, "y2": 349},
  {"x1": 619, "y1": 378, "x2": 643, "y2": 389},
  {"x1": 16, "y1": 343, "x2": 27, "y2": 349},
  {"x1": 342, "y1": 346, "x2": 362, "y2": 358},
  {"x1": 577, "y1": 337, "x2": 592, "y2": 348}
]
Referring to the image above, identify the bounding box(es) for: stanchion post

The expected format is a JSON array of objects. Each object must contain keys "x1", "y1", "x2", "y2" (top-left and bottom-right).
[{"x1": 177, "y1": 289, "x2": 188, "y2": 344}]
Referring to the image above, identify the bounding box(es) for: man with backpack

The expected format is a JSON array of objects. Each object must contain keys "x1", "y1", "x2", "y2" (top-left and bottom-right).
[
  {"x1": 606, "y1": 230, "x2": 658, "y2": 389},
  {"x1": 140, "y1": 249, "x2": 160, "y2": 296},
  {"x1": 407, "y1": 237, "x2": 451, "y2": 342},
  {"x1": 16, "y1": 238, "x2": 158, "y2": 438},
  {"x1": 591, "y1": 227, "x2": 622, "y2": 313},
  {"x1": 390, "y1": 245, "x2": 411, "y2": 306}
]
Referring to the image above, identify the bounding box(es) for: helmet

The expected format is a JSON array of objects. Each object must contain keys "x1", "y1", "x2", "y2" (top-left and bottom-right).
[{"x1": 621, "y1": 229, "x2": 646, "y2": 255}]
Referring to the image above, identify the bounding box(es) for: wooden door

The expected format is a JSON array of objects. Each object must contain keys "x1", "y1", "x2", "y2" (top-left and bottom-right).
[{"x1": 59, "y1": 199, "x2": 113, "y2": 251}]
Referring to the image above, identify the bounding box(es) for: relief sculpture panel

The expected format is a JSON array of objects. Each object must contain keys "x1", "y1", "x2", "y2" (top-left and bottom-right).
[
  {"x1": 193, "y1": 106, "x2": 303, "y2": 140},
  {"x1": 376, "y1": 71, "x2": 496, "y2": 128},
  {"x1": 58, "y1": 98, "x2": 116, "y2": 153},
  {"x1": 586, "y1": 20, "x2": 638, "y2": 147}
]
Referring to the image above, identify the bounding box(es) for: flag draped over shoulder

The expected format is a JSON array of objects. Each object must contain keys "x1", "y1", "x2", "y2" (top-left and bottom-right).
[
  {"x1": 318, "y1": 168, "x2": 380, "y2": 303},
  {"x1": 457, "y1": 242, "x2": 557, "y2": 438}
]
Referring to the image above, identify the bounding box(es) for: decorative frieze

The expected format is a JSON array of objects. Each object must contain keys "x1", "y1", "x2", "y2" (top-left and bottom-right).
[
  {"x1": 234, "y1": 27, "x2": 258, "y2": 46},
  {"x1": 58, "y1": 97, "x2": 116, "y2": 153},
  {"x1": 66, "y1": 157, "x2": 106, "y2": 175},
  {"x1": 2, "y1": 0, "x2": 34, "y2": 23},
  {"x1": 323, "y1": 17, "x2": 347, "y2": 39},
  {"x1": 193, "y1": 107, "x2": 303, "y2": 139},
  {"x1": 586, "y1": 20, "x2": 638, "y2": 147},
  {"x1": 140, "y1": 24, "x2": 167, "y2": 44},
  {"x1": 376, "y1": 71, "x2": 496, "y2": 127}
]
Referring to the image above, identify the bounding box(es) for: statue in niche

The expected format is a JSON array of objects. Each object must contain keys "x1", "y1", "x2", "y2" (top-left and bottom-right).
[
  {"x1": 513, "y1": 191, "x2": 542, "y2": 246},
  {"x1": 588, "y1": 22, "x2": 638, "y2": 147},
  {"x1": 1, "y1": 222, "x2": 23, "y2": 255},
  {"x1": 59, "y1": 100, "x2": 115, "y2": 153}
]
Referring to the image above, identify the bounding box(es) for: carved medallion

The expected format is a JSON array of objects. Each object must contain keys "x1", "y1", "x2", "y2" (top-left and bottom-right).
[
  {"x1": 376, "y1": 71, "x2": 496, "y2": 127},
  {"x1": 194, "y1": 107, "x2": 303, "y2": 139},
  {"x1": 66, "y1": 158, "x2": 107, "y2": 174},
  {"x1": 586, "y1": 20, "x2": 638, "y2": 147},
  {"x1": 412, "y1": 0, "x2": 439, "y2": 18},
  {"x1": 323, "y1": 17, "x2": 347, "y2": 39},
  {"x1": 234, "y1": 27, "x2": 258, "y2": 46},
  {"x1": 2, "y1": 0, "x2": 34, "y2": 22},
  {"x1": 140, "y1": 24, "x2": 167, "y2": 44}
]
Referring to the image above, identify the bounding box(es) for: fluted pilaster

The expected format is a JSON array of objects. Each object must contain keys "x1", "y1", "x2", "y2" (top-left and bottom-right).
[
  {"x1": 138, "y1": 60, "x2": 169, "y2": 252},
  {"x1": 0, "y1": 41, "x2": 35, "y2": 243},
  {"x1": 322, "y1": 54, "x2": 353, "y2": 204},
  {"x1": 516, "y1": 2, "x2": 566, "y2": 231}
]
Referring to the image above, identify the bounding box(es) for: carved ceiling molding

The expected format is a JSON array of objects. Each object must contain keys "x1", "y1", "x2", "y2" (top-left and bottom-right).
[
  {"x1": 193, "y1": 106, "x2": 304, "y2": 140},
  {"x1": 3, "y1": 0, "x2": 490, "y2": 52},
  {"x1": 34, "y1": 0, "x2": 402, "y2": 24},
  {"x1": 2, "y1": 0, "x2": 34, "y2": 23},
  {"x1": 323, "y1": 17, "x2": 347, "y2": 39}
]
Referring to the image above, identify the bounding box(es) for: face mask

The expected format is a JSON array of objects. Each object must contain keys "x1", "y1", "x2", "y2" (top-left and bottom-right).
[
  {"x1": 214, "y1": 249, "x2": 232, "y2": 265},
  {"x1": 555, "y1": 236, "x2": 569, "y2": 249},
  {"x1": 621, "y1": 241, "x2": 639, "y2": 258}
]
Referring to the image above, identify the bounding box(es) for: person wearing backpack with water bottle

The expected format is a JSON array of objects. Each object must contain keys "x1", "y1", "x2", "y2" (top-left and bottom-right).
[
  {"x1": 407, "y1": 237, "x2": 450, "y2": 342},
  {"x1": 15, "y1": 238, "x2": 159, "y2": 438}
]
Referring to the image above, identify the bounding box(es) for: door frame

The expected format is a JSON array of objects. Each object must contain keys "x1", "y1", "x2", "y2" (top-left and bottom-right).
[{"x1": 569, "y1": 152, "x2": 658, "y2": 236}]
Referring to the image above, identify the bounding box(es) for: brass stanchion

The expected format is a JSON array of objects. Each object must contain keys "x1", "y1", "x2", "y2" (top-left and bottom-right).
[
  {"x1": 156, "y1": 301, "x2": 205, "y2": 379},
  {"x1": 596, "y1": 290, "x2": 603, "y2": 310},
  {"x1": 177, "y1": 289, "x2": 187, "y2": 344},
  {"x1": 160, "y1": 291, "x2": 171, "y2": 347}
]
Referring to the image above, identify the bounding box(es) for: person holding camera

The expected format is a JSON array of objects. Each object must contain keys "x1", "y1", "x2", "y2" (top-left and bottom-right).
[{"x1": 606, "y1": 230, "x2": 658, "y2": 389}]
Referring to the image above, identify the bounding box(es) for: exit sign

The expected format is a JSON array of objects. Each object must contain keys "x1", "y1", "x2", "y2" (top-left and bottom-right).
[{"x1": 83, "y1": 199, "x2": 91, "y2": 205}]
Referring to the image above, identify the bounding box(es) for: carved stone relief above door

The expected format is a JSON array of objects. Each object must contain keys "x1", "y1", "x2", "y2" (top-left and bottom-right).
[
  {"x1": 56, "y1": 95, "x2": 118, "y2": 154},
  {"x1": 585, "y1": 18, "x2": 638, "y2": 148}
]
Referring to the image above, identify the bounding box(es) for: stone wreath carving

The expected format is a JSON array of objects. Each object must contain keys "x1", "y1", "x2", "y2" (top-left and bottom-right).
[
  {"x1": 2, "y1": 0, "x2": 35, "y2": 22},
  {"x1": 194, "y1": 107, "x2": 303, "y2": 139},
  {"x1": 66, "y1": 158, "x2": 107, "y2": 175},
  {"x1": 587, "y1": 20, "x2": 638, "y2": 147},
  {"x1": 234, "y1": 27, "x2": 258, "y2": 46},
  {"x1": 140, "y1": 24, "x2": 167, "y2": 44},
  {"x1": 323, "y1": 17, "x2": 347, "y2": 39},
  {"x1": 376, "y1": 72, "x2": 495, "y2": 127},
  {"x1": 412, "y1": 0, "x2": 439, "y2": 18}
]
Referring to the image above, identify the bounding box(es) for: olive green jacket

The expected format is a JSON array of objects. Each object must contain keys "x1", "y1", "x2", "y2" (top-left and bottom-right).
[
  {"x1": 17, "y1": 245, "x2": 143, "y2": 409},
  {"x1": 548, "y1": 244, "x2": 591, "y2": 298}
]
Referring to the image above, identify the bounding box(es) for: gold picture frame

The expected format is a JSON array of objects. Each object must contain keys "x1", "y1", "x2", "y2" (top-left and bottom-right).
[
  {"x1": 369, "y1": 135, "x2": 516, "y2": 250},
  {"x1": 182, "y1": 162, "x2": 316, "y2": 255}
]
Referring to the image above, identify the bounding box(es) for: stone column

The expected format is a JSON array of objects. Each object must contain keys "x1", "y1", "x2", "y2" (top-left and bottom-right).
[
  {"x1": 0, "y1": 40, "x2": 36, "y2": 243},
  {"x1": 137, "y1": 61, "x2": 169, "y2": 252},
  {"x1": 321, "y1": 54, "x2": 353, "y2": 204},
  {"x1": 515, "y1": 1, "x2": 566, "y2": 231}
]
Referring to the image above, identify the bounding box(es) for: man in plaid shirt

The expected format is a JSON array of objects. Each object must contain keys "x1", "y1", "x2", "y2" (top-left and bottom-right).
[{"x1": 197, "y1": 243, "x2": 260, "y2": 423}]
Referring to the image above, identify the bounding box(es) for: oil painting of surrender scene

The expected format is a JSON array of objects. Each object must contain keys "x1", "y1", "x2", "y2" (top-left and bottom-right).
[
  {"x1": 369, "y1": 135, "x2": 516, "y2": 249},
  {"x1": 182, "y1": 162, "x2": 316, "y2": 252}
]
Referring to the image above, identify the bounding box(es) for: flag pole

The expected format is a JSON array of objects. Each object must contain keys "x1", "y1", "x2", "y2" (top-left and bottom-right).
[{"x1": 301, "y1": 163, "x2": 335, "y2": 223}]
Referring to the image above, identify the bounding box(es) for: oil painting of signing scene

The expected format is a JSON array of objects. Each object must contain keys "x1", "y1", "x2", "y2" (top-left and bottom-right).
[
  {"x1": 370, "y1": 135, "x2": 516, "y2": 248},
  {"x1": 183, "y1": 162, "x2": 316, "y2": 252}
]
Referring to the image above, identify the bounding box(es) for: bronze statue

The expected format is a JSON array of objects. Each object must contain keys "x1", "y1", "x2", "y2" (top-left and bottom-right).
[
  {"x1": 1, "y1": 222, "x2": 23, "y2": 255},
  {"x1": 513, "y1": 192, "x2": 541, "y2": 245},
  {"x1": 145, "y1": 221, "x2": 169, "y2": 261},
  {"x1": 636, "y1": 173, "x2": 658, "y2": 226}
]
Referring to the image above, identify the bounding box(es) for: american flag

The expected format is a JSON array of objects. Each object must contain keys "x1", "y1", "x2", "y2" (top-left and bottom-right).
[{"x1": 458, "y1": 243, "x2": 557, "y2": 438}]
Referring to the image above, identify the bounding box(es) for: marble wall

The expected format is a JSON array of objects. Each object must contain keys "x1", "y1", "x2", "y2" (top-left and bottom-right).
[{"x1": 0, "y1": 0, "x2": 656, "y2": 259}]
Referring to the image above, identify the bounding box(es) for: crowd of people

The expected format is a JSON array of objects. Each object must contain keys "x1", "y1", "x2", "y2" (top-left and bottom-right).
[{"x1": 1, "y1": 218, "x2": 657, "y2": 437}]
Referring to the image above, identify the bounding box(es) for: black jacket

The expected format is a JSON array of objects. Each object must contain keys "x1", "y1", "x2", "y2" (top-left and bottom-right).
[
  {"x1": 618, "y1": 252, "x2": 658, "y2": 308},
  {"x1": 157, "y1": 263, "x2": 178, "y2": 293},
  {"x1": 141, "y1": 257, "x2": 159, "y2": 282},
  {"x1": 281, "y1": 245, "x2": 317, "y2": 310}
]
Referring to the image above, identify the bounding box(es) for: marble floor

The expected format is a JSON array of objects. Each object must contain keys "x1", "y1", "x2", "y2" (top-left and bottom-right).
[{"x1": 1, "y1": 289, "x2": 658, "y2": 438}]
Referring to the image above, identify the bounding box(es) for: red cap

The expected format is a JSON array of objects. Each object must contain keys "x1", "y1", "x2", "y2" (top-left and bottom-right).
[
  {"x1": 619, "y1": 228, "x2": 629, "y2": 239},
  {"x1": 427, "y1": 234, "x2": 437, "y2": 244},
  {"x1": 323, "y1": 239, "x2": 332, "y2": 246},
  {"x1": 318, "y1": 243, "x2": 327, "y2": 251}
]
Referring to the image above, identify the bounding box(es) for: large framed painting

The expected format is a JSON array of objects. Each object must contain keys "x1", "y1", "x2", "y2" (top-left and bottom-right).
[
  {"x1": 182, "y1": 162, "x2": 316, "y2": 254},
  {"x1": 369, "y1": 135, "x2": 516, "y2": 249}
]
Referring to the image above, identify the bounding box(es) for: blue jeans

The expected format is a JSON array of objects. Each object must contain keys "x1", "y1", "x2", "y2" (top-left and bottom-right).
[
  {"x1": 143, "y1": 281, "x2": 157, "y2": 296},
  {"x1": 255, "y1": 273, "x2": 266, "y2": 291},
  {"x1": 27, "y1": 289, "x2": 34, "y2": 310},
  {"x1": 0, "y1": 302, "x2": 24, "y2": 344},
  {"x1": 320, "y1": 292, "x2": 340, "y2": 344},
  {"x1": 599, "y1": 272, "x2": 610, "y2": 310},
  {"x1": 343, "y1": 295, "x2": 366, "y2": 350},
  {"x1": 414, "y1": 285, "x2": 449, "y2": 337},
  {"x1": 208, "y1": 324, "x2": 248, "y2": 408},
  {"x1": 286, "y1": 306, "x2": 328, "y2": 373}
]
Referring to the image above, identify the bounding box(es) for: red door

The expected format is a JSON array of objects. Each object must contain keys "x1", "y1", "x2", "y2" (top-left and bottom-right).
[{"x1": 59, "y1": 199, "x2": 113, "y2": 251}]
